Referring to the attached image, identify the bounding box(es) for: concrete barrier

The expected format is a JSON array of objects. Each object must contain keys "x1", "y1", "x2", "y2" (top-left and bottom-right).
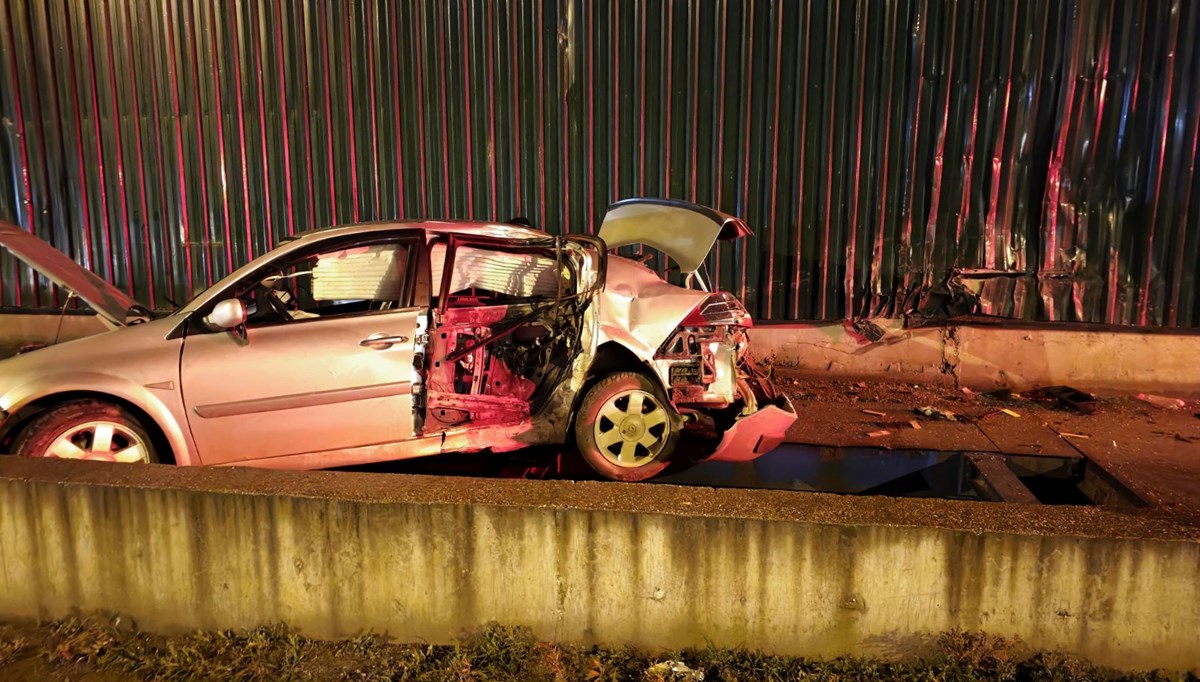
[
  {"x1": 751, "y1": 319, "x2": 1200, "y2": 396},
  {"x1": 5, "y1": 312, "x2": 1200, "y2": 395},
  {"x1": 0, "y1": 458, "x2": 1196, "y2": 673}
]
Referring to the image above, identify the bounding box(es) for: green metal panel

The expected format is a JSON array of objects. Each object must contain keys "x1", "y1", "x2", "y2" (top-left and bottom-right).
[{"x1": 1, "y1": 0, "x2": 1198, "y2": 326}]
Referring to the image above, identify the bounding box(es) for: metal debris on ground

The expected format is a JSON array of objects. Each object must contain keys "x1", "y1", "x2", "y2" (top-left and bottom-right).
[
  {"x1": 867, "y1": 430, "x2": 891, "y2": 438},
  {"x1": 862, "y1": 409, "x2": 886, "y2": 417},
  {"x1": 1000, "y1": 408, "x2": 1021, "y2": 418},
  {"x1": 1034, "y1": 385, "x2": 1097, "y2": 414},
  {"x1": 909, "y1": 420, "x2": 923, "y2": 430},
  {"x1": 914, "y1": 405, "x2": 958, "y2": 421},
  {"x1": 1046, "y1": 424, "x2": 1092, "y2": 441},
  {"x1": 1136, "y1": 393, "x2": 1186, "y2": 410},
  {"x1": 850, "y1": 319, "x2": 887, "y2": 343}
]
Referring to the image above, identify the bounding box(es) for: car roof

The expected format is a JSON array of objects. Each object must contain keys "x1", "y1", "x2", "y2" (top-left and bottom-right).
[{"x1": 286, "y1": 220, "x2": 551, "y2": 243}]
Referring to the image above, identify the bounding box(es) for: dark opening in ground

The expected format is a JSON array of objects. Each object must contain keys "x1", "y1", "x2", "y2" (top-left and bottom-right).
[{"x1": 343, "y1": 441, "x2": 1145, "y2": 509}]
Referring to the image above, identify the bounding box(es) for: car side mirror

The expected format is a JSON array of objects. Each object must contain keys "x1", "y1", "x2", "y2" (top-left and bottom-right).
[{"x1": 203, "y1": 298, "x2": 247, "y2": 330}]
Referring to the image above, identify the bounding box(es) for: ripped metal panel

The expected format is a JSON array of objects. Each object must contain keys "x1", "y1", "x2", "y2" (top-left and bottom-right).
[{"x1": 0, "y1": 0, "x2": 1198, "y2": 327}]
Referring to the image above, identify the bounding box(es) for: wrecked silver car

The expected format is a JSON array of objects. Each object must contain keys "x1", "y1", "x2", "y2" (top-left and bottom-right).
[{"x1": 0, "y1": 199, "x2": 795, "y2": 481}]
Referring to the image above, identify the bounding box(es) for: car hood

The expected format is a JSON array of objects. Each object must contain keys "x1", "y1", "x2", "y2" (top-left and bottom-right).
[
  {"x1": 0, "y1": 221, "x2": 139, "y2": 328},
  {"x1": 597, "y1": 198, "x2": 752, "y2": 274}
]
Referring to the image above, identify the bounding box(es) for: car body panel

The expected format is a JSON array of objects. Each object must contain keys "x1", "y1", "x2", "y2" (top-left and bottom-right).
[
  {"x1": 180, "y1": 307, "x2": 423, "y2": 463},
  {"x1": 0, "y1": 221, "x2": 137, "y2": 326},
  {"x1": 597, "y1": 256, "x2": 708, "y2": 357},
  {"x1": 0, "y1": 316, "x2": 198, "y2": 463},
  {"x1": 597, "y1": 198, "x2": 753, "y2": 274},
  {"x1": 705, "y1": 402, "x2": 797, "y2": 462}
]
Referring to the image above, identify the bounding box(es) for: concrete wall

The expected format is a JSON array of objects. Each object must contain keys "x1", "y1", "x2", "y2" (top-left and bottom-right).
[
  {"x1": 0, "y1": 458, "x2": 1196, "y2": 673},
  {"x1": 752, "y1": 320, "x2": 1200, "y2": 396},
  {"x1": 3, "y1": 312, "x2": 1199, "y2": 395}
]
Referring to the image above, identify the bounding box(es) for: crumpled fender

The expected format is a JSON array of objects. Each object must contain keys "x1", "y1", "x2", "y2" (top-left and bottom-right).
[
  {"x1": 705, "y1": 395, "x2": 797, "y2": 463},
  {"x1": 703, "y1": 355, "x2": 797, "y2": 462},
  {"x1": 0, "y1": 371, "x2": 196, "y2": 465},
  {"x1": 598, "y1": 256, "x2": 707, "y2": 356}
]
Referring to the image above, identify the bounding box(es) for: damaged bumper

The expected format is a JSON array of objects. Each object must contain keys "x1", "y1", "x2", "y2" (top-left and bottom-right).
[{"x1": 705, "y1": 395, "x2": 797, "y2": 463}]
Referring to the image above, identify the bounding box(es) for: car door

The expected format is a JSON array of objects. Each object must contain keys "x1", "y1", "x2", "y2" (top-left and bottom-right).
[{"x1": 180, "y1": 234, "x2": 425, "y2": 464}]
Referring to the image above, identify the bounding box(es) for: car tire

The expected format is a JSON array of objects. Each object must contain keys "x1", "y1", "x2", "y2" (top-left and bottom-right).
[
  {"x1": 574, "y1": 372, "x2": 679, "y2": 481},
  {"x1": 13, "y1": 399, "x2": 158, "y2": 464}
]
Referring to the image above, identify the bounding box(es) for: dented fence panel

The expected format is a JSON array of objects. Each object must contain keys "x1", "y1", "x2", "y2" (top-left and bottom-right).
[{"x1": 0, "y1": 0, "x2": 1197, "y2": 326}]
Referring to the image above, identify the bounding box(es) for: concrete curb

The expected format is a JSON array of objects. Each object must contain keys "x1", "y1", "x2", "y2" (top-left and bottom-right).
[{"x1": 750, "y1": 320, "x2": 1200, "y2": 395}]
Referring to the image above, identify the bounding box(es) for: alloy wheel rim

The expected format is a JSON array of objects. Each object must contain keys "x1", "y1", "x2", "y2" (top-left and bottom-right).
[
  {"x1": 43, "y1": 421, "x2": 150, "y2": 463},
  {"x1": 593, "y1": 389, "x2": 670, "y2": 467}
]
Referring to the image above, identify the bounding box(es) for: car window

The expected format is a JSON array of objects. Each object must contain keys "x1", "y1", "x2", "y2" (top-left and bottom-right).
[
  {"x1": 431, "y1": 243, "x2": 571, "y2": 307},
  {"x1": 243, "y1": 242, "x2": 412, "y2": 326}
]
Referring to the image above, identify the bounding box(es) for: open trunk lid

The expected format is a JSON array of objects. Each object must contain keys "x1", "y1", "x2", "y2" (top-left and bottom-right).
[
  {"x1": 597, "y1": 198, "x2": 752, "y2": 274},
  {"x1": 0, "y1": 222, "x2": 138, "y2": 327}
]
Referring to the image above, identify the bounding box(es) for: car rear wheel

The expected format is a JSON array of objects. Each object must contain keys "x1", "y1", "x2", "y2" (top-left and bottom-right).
[
  {"x1": 13, "y1": 400, "x2": 157, "y2": 464},
  {"x1": 574, "y1": 372, "x2": 679, "y2": 481}
]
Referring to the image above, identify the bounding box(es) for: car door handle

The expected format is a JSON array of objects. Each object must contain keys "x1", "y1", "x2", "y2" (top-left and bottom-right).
[{"x1": 359, "y1": 333, "x2": 408, "y2": 350}]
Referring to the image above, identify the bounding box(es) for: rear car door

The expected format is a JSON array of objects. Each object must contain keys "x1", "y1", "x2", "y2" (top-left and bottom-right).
[{"x1": 180, "y1": 232, "x2": 426, "y2": 464}]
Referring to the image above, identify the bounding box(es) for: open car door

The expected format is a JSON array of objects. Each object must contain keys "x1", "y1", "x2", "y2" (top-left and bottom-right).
[{"x1": 423, "y1": 234, "x2": 603, "y2": 434}]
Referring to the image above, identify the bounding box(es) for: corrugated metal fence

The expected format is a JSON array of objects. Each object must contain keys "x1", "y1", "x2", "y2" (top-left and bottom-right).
[{"x1": 1, "y1": 0, "x2": 1198, "y2": 326}]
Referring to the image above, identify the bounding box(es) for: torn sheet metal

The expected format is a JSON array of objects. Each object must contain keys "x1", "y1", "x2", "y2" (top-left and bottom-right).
[
  {"x1": 598, "y1": 256, "x2": 708, "y2": 358},
  {"x1": 1, "y1": 0, "x2": 1196, "y2": 327}
]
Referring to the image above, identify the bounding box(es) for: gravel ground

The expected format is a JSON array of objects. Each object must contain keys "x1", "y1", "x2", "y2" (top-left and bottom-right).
[{"x1": 773, "y1": 371, "x2": 1200, "y2": 529}]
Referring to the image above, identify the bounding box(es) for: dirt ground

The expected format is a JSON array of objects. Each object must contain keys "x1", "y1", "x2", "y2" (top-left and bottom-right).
[{"x1": 774, "y1": 369, "x2": 1200, "y2": 527}]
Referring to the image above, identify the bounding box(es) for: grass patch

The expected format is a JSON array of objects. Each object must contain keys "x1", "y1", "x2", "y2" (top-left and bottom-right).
[
  {"x1": 0, "y1": 616, "x2": 1182, "y2": 682},
  {"x1": 0, "y1": 625, "x2": 29, "y2": 668}
]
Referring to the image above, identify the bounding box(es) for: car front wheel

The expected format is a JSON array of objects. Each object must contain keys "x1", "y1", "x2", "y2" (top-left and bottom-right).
[
  {"x1": 13, "y1": 399, "x2": 158, "y2": 464},
  {"x1": 573, "y1": 372, "x2": 679, "y2": 481}
]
